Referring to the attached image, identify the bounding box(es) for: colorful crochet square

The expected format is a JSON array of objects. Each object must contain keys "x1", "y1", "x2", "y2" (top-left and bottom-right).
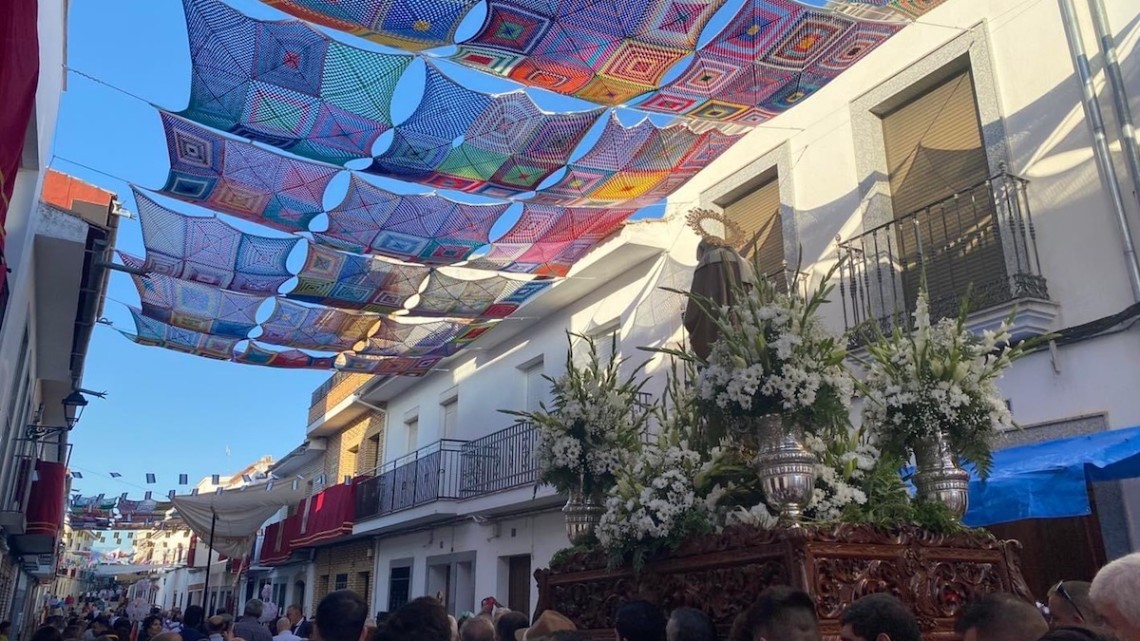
[
  {"x1": 413, "y1": 271, "x2": 551, "y2": 318},
  {"x1": 130, "y1": 188, "x2": 299, "y2": 295},
  {"x1": 258, "y1": 298, "x2": 382, "y2": 353},
  {"x1": 233, "y1": 341, "x2": 337, "y2": 369},
  {"x1": 638, "y1": 0, "x2": 901, "y2": 124},
  {"x1": 450, "y1": 0, "x2": 726, "y2": 105},
  {"x1": 287, "y1": 243, "x2": 428, "y2": 313},
  {"x1": 313, "y1": 175, "x2": 508, "y2": 263},
  {"x1": 158, "y1": 112, "x2": 339, "y2": 233},
  {"x1": 530, "y1": 115, "x2": 743, "y2": 206},
  {"x1": 472, "y1": 204, "x2": 634, "y2": 275},
  {"x1": 124, "y1": 307, "x2": 240, "y2": 361},
  {"x1": 355, "y1": 318, "x2": 497, "y2": 357},
  {"x1": 336, "y1": 353, "x2": 444, "y2": 376},
  {"x1": 132, "y1": 272, "x2": 267, "y2": 338},
  {"x1": 181, "y1": 0, "x2": 412, "y2": 165},
  {"x1": 258, "y1": 0, "x2": 481, "y2": 51}
]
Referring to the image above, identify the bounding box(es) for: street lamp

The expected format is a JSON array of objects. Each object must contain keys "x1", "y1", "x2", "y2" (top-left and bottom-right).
[{"x1": 26, "y1": 390, "x2": 89, "y2": 440}]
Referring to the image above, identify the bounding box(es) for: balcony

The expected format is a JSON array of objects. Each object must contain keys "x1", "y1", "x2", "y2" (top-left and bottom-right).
[
  {"x1": 460, "y1": 422, "x2": 540, "y2": 498},
  {"x1": 837, "y1": 170, "x2": 1050, "y2": 342},
  {"x1": 356, "y1": 440, "x2": 466, "y2": 521},
  {"x1": 307, "y1": 371, "x2": 372, "y2": 430}
]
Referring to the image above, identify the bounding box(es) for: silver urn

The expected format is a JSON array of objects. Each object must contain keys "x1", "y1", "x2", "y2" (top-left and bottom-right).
[
  {"x1": 563, "y1": 490, "x2": 604, "y2": 545},
  {"x1": 913, "y1": 432, "x2": 970, "y2": 518},
  {"x1": 753, "y1": 413, "x2": 817, "y2": 524}
]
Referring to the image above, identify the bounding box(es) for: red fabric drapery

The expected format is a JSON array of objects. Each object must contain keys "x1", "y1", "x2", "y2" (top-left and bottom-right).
[
  {"x1": 258, "y1": 513, "x2": 301, "y2": 566},
  {"x1": 27, "y1": 460, "x2": 67, "y2": 535},
  {"x1": 293, "y1": 483, "x2": 356, "y2": 547},
  {"x1": 0, "y1": 0, "x2": 40, "y2": 291}
]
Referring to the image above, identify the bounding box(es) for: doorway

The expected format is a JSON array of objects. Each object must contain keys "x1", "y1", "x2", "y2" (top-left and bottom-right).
[
  {"x1": 506, "y1": 555, "x2": 531, "y2": 615},
  {"x1": 426, "y1": 552, "x2": 477, "y2": 616}
]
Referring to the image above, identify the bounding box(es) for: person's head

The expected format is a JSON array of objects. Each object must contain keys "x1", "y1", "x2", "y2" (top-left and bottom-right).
[
  {"x1": 206, "y1": 617, "x2": 227, "y2": 635},
  {"x1": 518, "y1": 611, "x2": 576, "y2": 641},
  {"x1": 1037, "y1": 626, "x2": 1119, "y2": 641},
  {"x1": 839, "y1": 594, "x2": 921, "y2": 641},
  {"x1": 496, "y1": 611, "x2": 529, "y2": 641},
  {"x1": 285, "y1": 607, "x2": 302, "y2": 625},
  {"x1": 1047, "y1": 582, "x2": 1102, "y2": 628},
  {"x1": 373, "y1": 598, "x2": 450, "y2": 641},
  {"x1": 277, "y1": 619, "x2": 292, "y2": 635},
  {"x1": 145, "y1": 616, "x2": 164, "y2": 638},
  {"x1": 954, "y1": 594, "x2": 1048, "y2": 641},
  {"x1": 2, "y1": 621, "x2": 11, "y2": 636},
  {"x1": 184, "y1": 607, "x2": 205, "y2": 629},
  {"x1": 33, "y1": 626, "x2": 64, "y2": 641},
  {"x1": 112, "y1": 620, "x2": 132, "y2": 637},
  {"x1": 737, "y1": 587, "x2": 819, "y2": 641},
  {"x1": 666, "y1": 608, "x2": 716, "y2": 641},
  {"x1": 93, "y1": 617, "x2": 111, "y2": 633},
  {"x1": 616, "y1": 601, "x2": 666, "y2": 641},
  {"x1": 151, "y1": 633, "x2": 182, "y2": 641},
  {"x1": 1091, "y1": 553, "x2": 1140, "y2": 641},
  {"x1": 548, "y1": 634, "x2": 587, "y2": 641},
  {"x1": 243, "y1": 601, "x2": 265, "y2": 620},
  {"x1": 458, "y1": 616, "x2": 493, "y2": 641},
  {"x1": 314, "y1": 590, "x2": 368, "y2": 641},
  {"x1": 63, "y1": 625, "x2": 83, "y2": 640}
]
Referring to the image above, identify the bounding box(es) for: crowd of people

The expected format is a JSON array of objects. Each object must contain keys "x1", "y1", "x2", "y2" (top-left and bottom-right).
[{"x1": 22, "y1": 551, "x2": 1140, "y2": 641}]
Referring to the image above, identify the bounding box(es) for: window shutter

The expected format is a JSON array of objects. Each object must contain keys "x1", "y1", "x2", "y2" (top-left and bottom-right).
[
  {"x1": 524, "y1": 363, "x2": 545, "y2": 412},
  {"x1": 879, "y1": 70, "x2": 1005, "y2": 317},
  {"x1": 723, "y1": 178, "x2": 785, "y2": 287}
]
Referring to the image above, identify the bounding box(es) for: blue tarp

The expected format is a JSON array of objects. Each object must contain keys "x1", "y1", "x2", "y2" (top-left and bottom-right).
[{"x1": 964, "y1": 424, "x2": 1140, "y2": 527}]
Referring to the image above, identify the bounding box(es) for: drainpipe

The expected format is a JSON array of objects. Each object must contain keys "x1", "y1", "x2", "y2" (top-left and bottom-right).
[
  {"x1": 1058, "y1": 0, "x2": 1140, "y2": 301},
  {"x1": 1087, "y1": 0, "x2": 1140, "y2": 212}
]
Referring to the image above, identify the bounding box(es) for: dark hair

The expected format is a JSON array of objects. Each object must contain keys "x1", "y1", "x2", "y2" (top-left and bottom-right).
[
  {"x1": 548, "y1": 633, "x2": 588, "y2": 641},
  {"x1": 737, "y1": 587, "x2": 819, "y2": 641},
  {"x1": 32, "y1": 626, "x2": 64, "y2": 641},
  {"x1": 496, "y1": 611, "x2": 529, "y2": 641},
  {"x1": 668, "y1": 608, "x2": 717, "y2": 641},
  {"x1": 315, "y1": 590, "x2": 368, "y2": 641},
  {"x1": 142, "y1": 616, "x2": 163, "y2": 641},
  {"x1": 206, "y1": 617, "x2": 227, "y2": 634},
  {"x1": 375, "y1": 613, "x2": 390, "y2": 625},
  {"x1": 1038, "y1": 627, "x2": 1118, "y2": 641},
  {"x1": 93, "y1": 617, "x2": 111, "y2": 629},
  {"x1": 616, "y1": 601, "x2": 667, "y2": 641},
  {"x1": 373, "y1": 597, "x2": 450, "y2": 641},
  {"x1": 954, "y1": 594, "x2": 1047, "y2": 641},
  {"x1": 183, "y1": 606, "x2": 205, "y2": 629},
  {"x1": 1, "y1": 622, "x2": 10, "y2": 633},
  {"x1": 63, "y1": 625, "x2": 84, "y2": 641},
  {"x1": 458, "y1": 616, "x2": 495, "y2": 641},
  {"x1": 840, "y1": 594, "x2": 921, "y2": 641}
]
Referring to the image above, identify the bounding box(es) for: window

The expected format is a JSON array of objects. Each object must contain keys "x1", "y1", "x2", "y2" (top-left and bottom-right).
[
  {"x1": 521, "y1": 360, "x2": 545, "y2": 413},
  {"x1": 879, "y1": 68, "x2": 1003, "y2": 317},
  {"x1": 721, "y1": 173, "x2": 785, "y2": 287},
  {"x1": 441, "y1": 398, "x2": 458, "y2": 440},
  {"x1": 406, "y1": 418, "x2": 419, "y2": 453},
  {"x1": 368, "y1": 434, "x2": 382, "y2": 470},
  {"x1": 334, "y1": 573, "x2": 348, "y2": 591},
  {"x1": 388, "y1": 566, "x2": 411, "y2": 611},
  {"x1": 357, "y1": 571, "x2": 371, "y2": 607},
  {"x1": 589, "y1": 323, "x2": 621, "y2": 367}
]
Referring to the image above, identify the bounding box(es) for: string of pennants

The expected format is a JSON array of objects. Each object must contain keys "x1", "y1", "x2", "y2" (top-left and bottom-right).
[{"x1": 106, "y1": 0, "x2": 947, "y2": 375}]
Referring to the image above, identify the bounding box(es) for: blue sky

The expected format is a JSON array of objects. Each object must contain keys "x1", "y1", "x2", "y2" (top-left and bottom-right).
[{"x1": 54, "y1": 0, "x2": 768, "y2": 516}]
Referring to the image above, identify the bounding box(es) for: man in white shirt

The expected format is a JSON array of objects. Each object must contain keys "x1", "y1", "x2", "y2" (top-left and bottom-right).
[{"x1": 273, "y1": 618, "x2": 301, "y2": 641}]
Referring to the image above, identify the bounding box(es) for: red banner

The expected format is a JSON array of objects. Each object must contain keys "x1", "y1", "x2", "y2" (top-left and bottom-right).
[
  {"x1": 293, "y1": 483, "x2": 356, "y2": 548},
  {"x1": 0, "y1": 0, "x2": 40, "y2": 289},
  {"x1": 27, "y1": 460, "x2": 67, "y2": 536}
]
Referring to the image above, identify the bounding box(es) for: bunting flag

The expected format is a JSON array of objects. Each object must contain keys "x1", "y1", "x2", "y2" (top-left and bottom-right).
[
  {"x1": 450, "y1": 0, "x2": 726, "y2": 105},
  {"x1": 145, "y1": 491, "x2": 153, "y2": 500},
  {"x1": 169, "y1": 490, "x2": 177, "y2": 499},
  {"x1": 72, "y1": 472, "x2": 83, "y2": 479},
  {"x1": 313, "y1": 175, "x2": 510, "y2": 264},
  {"x1": 180, "y1": 0, "x2": 414, "y2": 165},
  {"x1": 258, "y1": 0, "x2": 482, "y2": 51},
  {"x1": 179, "y1": 474, "x2": 189, "y2": 485},
  {"x1": 211, "y1": 474, "x2": 221, "y2": 484},
  {"x1": 146, "y1": 473, "x2": 157, "y2": 484},
  {"x1": 157, "y1": 111, "x2": 340, "y2": 233},
  {"x1": 109, "y1": 473, "x2": 121, "y2": 478},
  {"x1": 129, "y1": 189, "x2": 300, "y2": 295}
]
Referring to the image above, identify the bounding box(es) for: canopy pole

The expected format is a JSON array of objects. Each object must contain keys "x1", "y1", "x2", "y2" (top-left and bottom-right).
[{"x1": 202, "y1": 510, "x2": 217, "y2": 613}]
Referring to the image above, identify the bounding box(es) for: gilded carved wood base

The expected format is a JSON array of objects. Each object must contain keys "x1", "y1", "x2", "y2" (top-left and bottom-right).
[{"x1": 534, "y1": 524, "x2": 1033, "y2": 641}]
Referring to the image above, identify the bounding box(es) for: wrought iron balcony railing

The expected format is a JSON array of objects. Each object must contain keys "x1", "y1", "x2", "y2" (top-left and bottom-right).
[
  {"x1": 836, "y1": 168, "x2": 1048, "y2": 341},
  {"x1": 355, "y1": 440, "x2": 466, "y2": 521},
  {"x1": 460, "y1": 421, "x2": 540, "y2": 498}
]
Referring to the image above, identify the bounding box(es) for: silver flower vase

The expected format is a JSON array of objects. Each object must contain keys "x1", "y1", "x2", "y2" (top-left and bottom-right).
[
  {"x1": 913, "y1": 432, "x2": 970, "y2": 518},
  {"x1": 563, "y1": 489, "x2": 603, "y2": 545},
  {"x1": 753, "y1": 413, "x2": 817, "y2": 524}
]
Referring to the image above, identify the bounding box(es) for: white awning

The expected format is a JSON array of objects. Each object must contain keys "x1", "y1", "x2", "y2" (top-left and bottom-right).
[
  {"x1": 172, "y1": 482, "x2": 307, "y2": 559},
  {"x1": 92, "y1": 564, "x2": 170, "y2": 577}
]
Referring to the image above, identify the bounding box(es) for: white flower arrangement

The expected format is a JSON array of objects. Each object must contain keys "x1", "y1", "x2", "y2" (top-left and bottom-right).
[
  {"x1": 803, "y1": 433, "x2": 875, "y2": 521},
  {"x1": 860, "y1": 290, "x2": 1035, "y2": 478},
  {"x1": 666, "y1": 269, "x2": 853, "y2": 437},
  {"x1": 506, "y1": 332, "x2": 648, "y2": 497}
]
